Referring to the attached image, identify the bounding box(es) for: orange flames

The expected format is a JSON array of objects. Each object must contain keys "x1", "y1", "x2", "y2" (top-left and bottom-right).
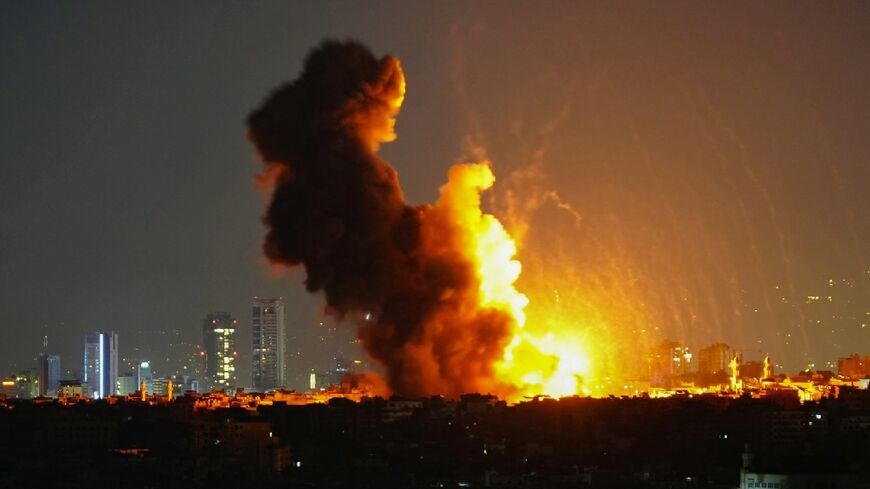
[
  {"x1": 431, "y1": 161, "x2": 598, "y2": 402},
  {"x1": 437, "y1": 157, "x2": 663, "y2": 401},
  {"x1": 249, "y1": 41, "x2": 650, "y2": 401}
]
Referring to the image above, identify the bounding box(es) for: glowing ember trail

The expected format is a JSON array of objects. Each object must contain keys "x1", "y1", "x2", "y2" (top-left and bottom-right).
[{"x1": 248, "y1": 40, "x2": 599, "y2": 401}]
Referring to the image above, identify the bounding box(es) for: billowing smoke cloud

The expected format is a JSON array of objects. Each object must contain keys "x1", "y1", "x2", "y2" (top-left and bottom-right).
[{"x1": 247, "y1": 40, "x2": 516, "y2": 397}]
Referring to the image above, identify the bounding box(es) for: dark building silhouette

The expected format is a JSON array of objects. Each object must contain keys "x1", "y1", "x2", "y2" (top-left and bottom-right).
[{"x1": 37, "y1": 353, "x2": 60, "y2": 398}]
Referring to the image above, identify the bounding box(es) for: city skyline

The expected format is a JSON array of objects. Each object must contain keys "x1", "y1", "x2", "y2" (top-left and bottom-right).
[
  {"x1": 1, "y1": 3, "x2": 868, "y2": 389},
  {"x1": 4, "y1": 298, "x2": 366, "y2": 394},
  {"x1": 7, "y1": 320, "x2": 867, "y2": 397}
]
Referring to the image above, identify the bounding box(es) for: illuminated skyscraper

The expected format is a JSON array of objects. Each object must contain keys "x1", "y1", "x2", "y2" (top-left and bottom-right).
[
  {"x1": 252, "y1": 297, "x2": 286, "y2": 390},
  {"x1": 83, "y1": 331, "x2": 118, "y2": 399},
  {"x1": 202, "y1": 312, "x2": 237, "y2": 391}
]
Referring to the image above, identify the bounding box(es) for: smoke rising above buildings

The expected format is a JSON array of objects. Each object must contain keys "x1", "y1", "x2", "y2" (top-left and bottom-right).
[{"x1": 247, "y1": 40, "x2": 520, "y2": 397}]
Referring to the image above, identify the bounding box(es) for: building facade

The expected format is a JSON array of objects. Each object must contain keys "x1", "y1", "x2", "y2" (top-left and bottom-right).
[
  {"x1": 648, "y1": 340, "x2": 693, "y2": 383},
  {"x1": 37, "y1": 353, "x2": 61, "y2": 398},
  {"x1": 252, "y1": 297, "x2": 286, "y2": 391},
  {"x1": 137, "y1": 361, "x2": 153, "y2": 395},
  {"x1": 837, "y1": 353, "x2": 868, "y2": 379},
  {"x1": 202, "y1": 312, "x2": 237, "y2": 391},
  {"x1": 116, "y1": 372, "x2": 137, "y2": 396},
  {"x1": 698, "y1": 342, "x2": 733, "y2": 375},
  {"x1": 83, "y1": 331, "x2": 118, "y2": 399}
]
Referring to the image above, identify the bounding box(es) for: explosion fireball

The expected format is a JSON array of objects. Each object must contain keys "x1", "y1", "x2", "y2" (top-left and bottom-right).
[{"x1": 247, "y1": 40, "x2": 596, "y2": 401}]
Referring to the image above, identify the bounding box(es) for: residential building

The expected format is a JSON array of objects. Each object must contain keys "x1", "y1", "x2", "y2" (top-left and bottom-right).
[
  {"x1": 252, "y1": 297, "x2": 286, "y2": 390},
  {"x1": 699, "y1": 342, "x2": 732, "y2": 375},
  {"x1": 202, "y1": 312, "x2": 237, "y2": 391}
]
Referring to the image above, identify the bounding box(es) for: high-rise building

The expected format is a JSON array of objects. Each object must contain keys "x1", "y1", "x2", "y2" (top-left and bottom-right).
[
  {"x1": 137, "y1": 361, "x2": 153, "y2": 395},
  {"x1": 37, "y1": 353, "x2": 61, "y2": 398},
  {"x1": 252, "y1": 297, "x2": 286, "y2": 391},
  {"x1": 698, "y1": 342, "x2": 733, "y2": 375},
  {"x1": 202, "y1": 312, "x2": 238, "y2": 391},
  {"x1": 83, "y1": 331, "x2": 118, "y2": 399}
]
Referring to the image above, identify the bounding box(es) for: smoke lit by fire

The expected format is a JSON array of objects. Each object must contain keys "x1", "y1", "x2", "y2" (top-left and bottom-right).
[{"x1": 247, "y1": 40, "x2": 629, "y2": 400}]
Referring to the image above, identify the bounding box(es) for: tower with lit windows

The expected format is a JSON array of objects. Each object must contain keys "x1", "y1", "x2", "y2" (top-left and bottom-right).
[
  {"x1": 251, "y1": 297, "x2": 286, "y2": 390},
  {"x1": 202, "y1": 312, "x2": 237, "y2": 391},
  {"x1": 83, "y1": 331, "x2": 118, "y2": 399}
]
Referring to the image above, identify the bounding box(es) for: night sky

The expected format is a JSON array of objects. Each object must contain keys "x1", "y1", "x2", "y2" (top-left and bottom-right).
[{"x1": 1, "y1": 2, "x2": 867, "y2": 388}]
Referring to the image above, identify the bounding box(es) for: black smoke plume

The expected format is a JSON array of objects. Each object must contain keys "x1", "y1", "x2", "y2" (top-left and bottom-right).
[{"x1": 247, "y1": 40, "x2": 514, "y2": 397}]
